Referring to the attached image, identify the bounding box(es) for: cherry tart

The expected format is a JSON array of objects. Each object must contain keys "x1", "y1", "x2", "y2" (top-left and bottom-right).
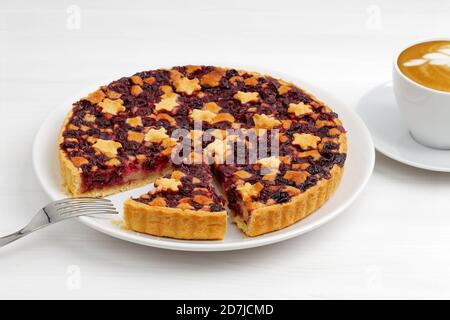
[{"x1": 59, "y1": 65, "x2": 347, "y2": 239}]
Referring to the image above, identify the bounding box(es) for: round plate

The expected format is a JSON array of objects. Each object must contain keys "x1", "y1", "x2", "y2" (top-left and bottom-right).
[
  {"x1": 357, "y1": 82, "x2": 450, "y2": 172},
  {"x1": 33, "y1": 70, "x2": 374, "y2": 251}
]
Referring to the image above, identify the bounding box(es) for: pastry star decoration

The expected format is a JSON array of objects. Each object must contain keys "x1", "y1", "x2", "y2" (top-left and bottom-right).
[
  {"x1": 174, "y1": 77, "x2": 201, "y2": 95},
  {"x1": 253, "y1": 114, "x2": 281, "y2": 129},
  {"x1": 257, "y1": 156, "x2": 281, "y2": 176},
  {"x1": 234, "y1": 91, "x2": 259, "y2": 104},
  {"x1": 236, "y1": 182, "x2": 264, "y2": 202},
  {"x1": 283, "y1": 171, "x2": 309, "y2": 185},
  {"x1": 92, "y1": 139, "x2": 122, "y2": 158},
  {"x1": 204, "y1": 138, "x2": 229, "y2": 164},
  {"x1": 145, "y1": 127, "x2": 170, "y2": 143},
  {"x1": 98, "y1": 98, "x2": 126, "y2": 115},
  {"x1": 155, "y1": 178, "x2": 182, "y2": 192},
  {"x1": 292, "y1": 133, "x2": 321, "y2": 150},
  {"x1": 85, "y1": 89, "x2": 106, "y2": 104},
  {"x1": 200, "y1": 69, "x2": 226, "y2": 87},
  {"x1": 191, "y1": 109, "x2": 217, "y2": 123},
  {"x1": 203, "y1": 102, "x2": 221, "y2": 113},
  {"x1": 128, "y1": 131, "x2": 144, "y2": 143},
  {"x1": 288, "y1": 102, "x2": 312, "y2": 117},
  {"x1": 155, "y1": 86, "x2": 179, "y2": 113},
  {"x1": 126, "y1": 116, "x2": 143, "y2": 127}
]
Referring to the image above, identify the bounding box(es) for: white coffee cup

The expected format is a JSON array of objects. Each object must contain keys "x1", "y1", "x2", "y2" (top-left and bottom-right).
[{"x1": 393, "y1": 37, "x2": 450, "y2": 149}]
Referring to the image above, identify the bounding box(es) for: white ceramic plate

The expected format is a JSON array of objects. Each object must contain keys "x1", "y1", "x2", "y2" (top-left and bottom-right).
[
  {"x1": 357, "y1": 82, "x2": 450, "y2": 172},
  {"x1": 33, "y1": 69, "x2": 374, "y2": 251}
]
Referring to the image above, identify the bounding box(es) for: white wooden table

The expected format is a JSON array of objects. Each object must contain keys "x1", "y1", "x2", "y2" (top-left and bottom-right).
[{"x1": 1, "y1": 0, "x2": 450, "y2": 299}]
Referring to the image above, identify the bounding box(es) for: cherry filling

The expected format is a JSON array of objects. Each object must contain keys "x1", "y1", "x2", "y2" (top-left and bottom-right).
[{"x1": 78, "y1": 156, "x2": 170, "y2": 193}]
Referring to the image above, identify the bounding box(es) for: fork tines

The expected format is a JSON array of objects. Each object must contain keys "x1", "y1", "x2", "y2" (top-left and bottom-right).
[{"x1": 53, "y1": 198, "x2": 117, "y2": 216}]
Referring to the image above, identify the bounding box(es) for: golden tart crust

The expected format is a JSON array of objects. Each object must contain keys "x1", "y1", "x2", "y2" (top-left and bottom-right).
[
  {"x1": 58, "y1": 65, "x2": 347, "y2": 239},
  {"x1": 124, "y1": 200, "x2": 227, "y2": 240}
]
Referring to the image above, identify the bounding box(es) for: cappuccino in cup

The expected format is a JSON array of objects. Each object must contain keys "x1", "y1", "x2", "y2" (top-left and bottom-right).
[{"x1": 393, "y1": 38, "x2": 450, "y2": 149}]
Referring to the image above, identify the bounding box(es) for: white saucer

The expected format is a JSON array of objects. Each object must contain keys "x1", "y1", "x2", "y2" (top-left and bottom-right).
[
  {"x1": 357, "y1": 82, "x2": 450, "y2": 172},
  {"x1": 33, "y1": 68, "x2": 374, "y2": 251}
]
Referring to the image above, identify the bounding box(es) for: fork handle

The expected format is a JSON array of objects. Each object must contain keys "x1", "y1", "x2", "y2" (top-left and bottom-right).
[{"x1": 0, "y1": 230, "x2": 26, "y2": 248}]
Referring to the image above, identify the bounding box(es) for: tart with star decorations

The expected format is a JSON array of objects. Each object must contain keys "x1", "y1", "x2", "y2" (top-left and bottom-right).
[{"x1": 59, "y1": 65, "x2": 347, "y2": 239}]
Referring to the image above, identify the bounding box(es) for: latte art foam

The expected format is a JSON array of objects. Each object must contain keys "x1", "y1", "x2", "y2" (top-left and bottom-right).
[{"x1": 398, "y1": 41, "x2": 450, "y2": 92}]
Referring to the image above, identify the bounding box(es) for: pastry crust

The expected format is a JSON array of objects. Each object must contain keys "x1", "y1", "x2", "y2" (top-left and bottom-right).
[
  {"x1": 58, "y1": 109, "x2": 82, "y2": 195},
  {"x1": 232, "y1": 165, "x2": 344, "y2": 237},
  {"x1": 124, "y1": 199, "x2": 227, "y2": 240}
]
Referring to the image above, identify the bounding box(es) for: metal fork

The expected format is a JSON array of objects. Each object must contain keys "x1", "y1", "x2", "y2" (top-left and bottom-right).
[{"x1": 0, "y1": 198, "x2": 118, "y2": 248}]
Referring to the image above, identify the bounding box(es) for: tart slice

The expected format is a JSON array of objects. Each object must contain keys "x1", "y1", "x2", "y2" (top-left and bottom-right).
[
  {"x1": 124, "y1": 163, "x2": 227, "y2": 240},
  {"x1": 215, "y1": 116, "x2": 347, "y2": 237},
  {"x1": 217, "y1": 162, "x2": 344, "y2": 237}
]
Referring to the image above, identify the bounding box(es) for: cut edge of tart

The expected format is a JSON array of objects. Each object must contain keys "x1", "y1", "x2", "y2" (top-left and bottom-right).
[
  {"x1": 58, "y1": 110, "x2": 173, "y2": 197},
  {"x1": 58, "y1": 116, "x2": 173, "y2": 197}
]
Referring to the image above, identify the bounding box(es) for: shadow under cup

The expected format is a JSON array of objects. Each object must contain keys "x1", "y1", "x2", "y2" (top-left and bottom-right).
[{"x1": 393, "y1": 39, "x2": 450, "y2": 150}]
